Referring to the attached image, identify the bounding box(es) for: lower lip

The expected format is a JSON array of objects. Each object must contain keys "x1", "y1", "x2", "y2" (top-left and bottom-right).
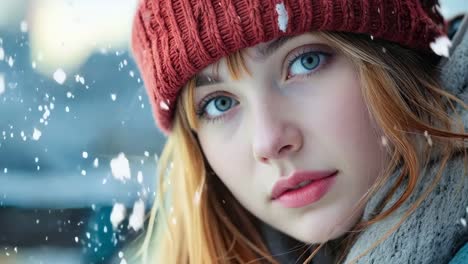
[{"x1": 274, "y1": 172, "x2": 338, "y2": 208}]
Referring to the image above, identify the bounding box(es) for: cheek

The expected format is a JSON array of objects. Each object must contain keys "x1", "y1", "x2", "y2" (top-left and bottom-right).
[
  {"x1": 326, "y1": 79, "x2": 385, "y2": 183},
  {"x1": 309, "y1": 67, "x2": 385, "y2": 176},
  {"x1": 197, "y1": 130, "x2": 251, "y2": 193}
]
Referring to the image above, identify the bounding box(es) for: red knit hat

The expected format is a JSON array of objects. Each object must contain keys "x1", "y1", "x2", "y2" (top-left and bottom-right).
[{"x1": 131, "y1": 0, "x2": 446, "y2": 134}]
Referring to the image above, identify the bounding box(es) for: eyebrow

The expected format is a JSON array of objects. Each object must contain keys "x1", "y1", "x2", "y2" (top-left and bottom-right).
[
  {"x1": 255, "y1": 35, "x2": 295, "y2": 61},
  {"x1": 195, "y1": 36, "x2": 296, "y2": 88}
]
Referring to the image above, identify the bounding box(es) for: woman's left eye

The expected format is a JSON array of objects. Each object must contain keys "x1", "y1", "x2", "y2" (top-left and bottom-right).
[{"x1": 287, "y1": 51, "x2": 330, "y2": 79}]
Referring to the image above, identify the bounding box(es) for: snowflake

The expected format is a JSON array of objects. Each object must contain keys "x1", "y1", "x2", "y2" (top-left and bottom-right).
[
  {"x1": 110, "y1": 153, "x2": 131, "y2": 182},
  {"x1": 430, "y1": 36, "x2": 452, "y2": 58},
  {"x1": 128, "y1": 199, "x2": 145, "y2": 231},
  {"x1": 110, "y1": 203, "x2": 126, "y2": 229},
  {"x1": 0, "y1": 74, "x2": 5, "y2": 95},
  {"x1": 32, "y1": 128, "x2": 42, "y2": 141},
  {"x1": 276, "y1": 2, "x2": 288, "y2": 32},
  {"x1": 53, "y1": 68, "x2": 67, "y2": 85},
  {"x1": 20, "y1": 21, "x2": 28, "y2": 33}
]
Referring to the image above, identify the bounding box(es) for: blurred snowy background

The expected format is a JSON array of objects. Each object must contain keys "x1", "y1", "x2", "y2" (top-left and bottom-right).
[{"x1": 0, "y1": 0, "x2": 466, "y2": 263}]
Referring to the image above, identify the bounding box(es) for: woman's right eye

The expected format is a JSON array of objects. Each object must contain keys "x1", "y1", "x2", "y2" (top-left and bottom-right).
[{"x1": 197, "y1": 95, "x2": 239, "y2": 121}]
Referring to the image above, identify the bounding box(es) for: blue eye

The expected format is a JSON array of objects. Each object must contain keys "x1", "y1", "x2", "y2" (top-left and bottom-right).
[
  {"x1": 288, "y1": 51, "x2": 329, "y2": 78},
  {"x1": 201, "y1": 95, "x2": 238, "y2": 120}
]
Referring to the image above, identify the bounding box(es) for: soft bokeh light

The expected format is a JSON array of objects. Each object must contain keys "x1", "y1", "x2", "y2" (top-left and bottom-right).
[{"x1": 28, "y1": 0, "x2": 138, "y2": 75}]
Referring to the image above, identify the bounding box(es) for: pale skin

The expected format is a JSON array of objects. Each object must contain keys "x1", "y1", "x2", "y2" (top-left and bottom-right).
[{"x1": 193, "y1": 33, "x2": 388, "y2": 243}]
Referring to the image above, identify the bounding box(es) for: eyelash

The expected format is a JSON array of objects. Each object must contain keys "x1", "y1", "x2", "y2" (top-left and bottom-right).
[
  {"x1": 196, "y1": 48, "x2": 333, "y2": 123},
  {"x1": 285, "y1": 48, "x2": 332, "y2": 80},
  {"x1": 195, "y1": 92, "x2": 234, "y2": 123}
]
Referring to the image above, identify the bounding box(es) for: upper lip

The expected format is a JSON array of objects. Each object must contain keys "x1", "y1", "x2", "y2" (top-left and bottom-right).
[{"x1": 271, "y1": 170, "x2": 338, "y2": 200}]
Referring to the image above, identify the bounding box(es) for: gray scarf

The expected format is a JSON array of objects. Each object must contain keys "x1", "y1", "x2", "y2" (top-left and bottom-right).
[
  {"x1": 260, "y1": 15, "x2": 468, "y2": 264},
  {"x1": 343, "y1": 15, "x2": 468, "y2": 264}
]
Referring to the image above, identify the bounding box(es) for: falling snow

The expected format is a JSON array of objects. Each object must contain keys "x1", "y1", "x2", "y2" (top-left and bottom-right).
[
  {"x1": 110, "y1": 153, "x2": 131, "y2": 182},
  {"x1": 381, "y1": 136, "x2": 388, "y2": 146},
  {"x1": 424, "y1": 130, "x2": 433, "y2": 147},
  {"x1": 0, "y1": 74, "x2": 4, "y2": 95},
  {"x1": 461, "y1": 218, "x2": 467, "y2": 228},
  {"x1": 8, "y1": 57, "x2": 14, "y2": 67},
  {"x1": 82, "y1": 151, "x2": 88, "y2": 159},
  {"x1": 20, "y1": 20, "x2": 28, "y2": 32},
  {"x1": 128, "y1": 199, "x2": 145, "y2": 231},
  {"x1": 93, "y1": 158, "x2": 99, "y2": 168},
  {"x1": 160, "y1": 101, "x2": 169, "y2": 110},
  {"x1": 276, "y1": 2, "x2": 288, "y2": 32},
  {"x1": 111, "y1": 94, "x2": 117, "y2": 101},
  {"x1": 110, "y1": 203, "x2": 126, "y2": 229},
  {"x1": 0, "y1": 47, "x2": 4, "y2": 60},
  {"x1": 137, "y1": 171, "x2": 143, "y2": 184},
  {"x1": 32, "y1": 128, "x2": 42, "y2": 141},
  {"x1": 53, "y1": 68, "x2": 67, "y2": 84},
  {"x1": 74, "y1": 74, "x2": 85, "y2": 84},
  {"x1": 430, "y1": 36, "x2": 452, "y2": 58}
]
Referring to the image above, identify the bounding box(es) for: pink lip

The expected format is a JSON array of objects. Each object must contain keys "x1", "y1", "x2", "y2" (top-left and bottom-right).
[{"x1": 271, "y1": 170, "x2": 338, "y2": 208}]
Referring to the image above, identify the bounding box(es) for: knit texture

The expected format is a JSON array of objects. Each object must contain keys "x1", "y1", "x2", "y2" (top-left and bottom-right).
[
  {"x1": 344, "y1": 156, "x2": 468, "y2": 264},
  {"x1": 131, "y1": 0, "x2": 446, "y2": 133}
]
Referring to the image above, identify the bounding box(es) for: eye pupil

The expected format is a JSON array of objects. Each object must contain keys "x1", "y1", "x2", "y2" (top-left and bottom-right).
[
  {"x1": 301, "y1": 54, "x2": 319, "y2": 70},
  {"x1": 215, "y1": 97, "x2": 232, "y2": 111}
]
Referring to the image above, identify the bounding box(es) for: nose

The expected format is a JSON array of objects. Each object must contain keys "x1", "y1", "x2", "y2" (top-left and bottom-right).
[{"x1": 252, "y1": 106, "x2": 303, "y2": 164}]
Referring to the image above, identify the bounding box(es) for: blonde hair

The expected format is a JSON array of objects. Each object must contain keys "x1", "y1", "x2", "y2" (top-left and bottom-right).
[{"x1": 132, "y1": 32, "x2": 468, "y2": 263}]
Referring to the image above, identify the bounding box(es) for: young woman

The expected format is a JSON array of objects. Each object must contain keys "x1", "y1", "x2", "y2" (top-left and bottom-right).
[{"x1": 130, "y1": 0, "x2": 468, "y2": 263}]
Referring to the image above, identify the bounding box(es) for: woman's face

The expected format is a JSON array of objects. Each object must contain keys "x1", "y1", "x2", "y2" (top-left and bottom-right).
[{"x1": 193, "y1": 33, "x2": 388, "y2": 243}]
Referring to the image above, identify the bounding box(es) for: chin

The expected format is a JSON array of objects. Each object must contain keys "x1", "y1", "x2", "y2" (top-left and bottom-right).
[{"x1": 293, "y1": 214, "x2": 361, "y2": 244}]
